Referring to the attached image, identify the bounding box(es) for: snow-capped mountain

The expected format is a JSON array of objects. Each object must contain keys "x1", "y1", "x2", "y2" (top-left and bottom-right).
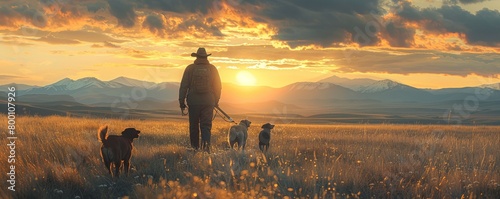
[
  {"x1": 357, "y1": 79, "x2": 438, "y2": 102},
  {"x1": 111, "y1": 76, "x2": 158, "y2": 89},
  {"x1": 23, "y1": 77, "x2": 124, "y2": 94},
  {"x1": 18, "y1": 77, "x2": 180, "y2": 104},
  {"x1": 6, "y1": 76, "x2": 500, "y2": 111},
  {"x1": 280, "y1": 82, "x2": 361, "y2": 100},
  {"x1": 318, "y1": 75, "x2": 377, "y2": 91},
  {"x1": 23, "y1": 77, "x2": 177, "y2": 93},
  {"x1": 360, "y1": 80, "x2": 412, "y2": 93},
  {"x1": 2, "y1": 76, "x2": 499, "y2": 123},
  {"x1": 50, "y1": 77, "x2": 124, "y2": 90},
  {"x1": 480, "y1": 83, "x2": 500, "y2": 90}
]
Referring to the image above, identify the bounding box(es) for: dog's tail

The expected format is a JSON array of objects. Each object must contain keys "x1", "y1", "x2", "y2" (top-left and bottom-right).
[{"x1": 98, "y1": 126, "x2": 108, "y2": 142}]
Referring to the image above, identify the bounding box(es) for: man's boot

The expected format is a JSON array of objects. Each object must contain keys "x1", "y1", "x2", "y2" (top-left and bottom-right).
[{"x1": 201, "y1": 141, "x2": 210, "y2": 154}]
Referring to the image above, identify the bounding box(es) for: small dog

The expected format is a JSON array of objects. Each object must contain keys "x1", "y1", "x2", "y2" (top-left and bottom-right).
[
  {"x1": 229, "y1": 119, "x2": 251, "y2": 151},
  {"x1": 98, "y1": 126, "x2": 140, "y2": 177},
  {"x1": 259, "y1": 123, "x2": 275, "y2": 152}
]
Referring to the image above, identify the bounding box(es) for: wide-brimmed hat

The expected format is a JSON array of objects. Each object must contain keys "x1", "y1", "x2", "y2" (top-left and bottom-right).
[{"x1": 191, "y1": 47, "x2": 211, "y2": 57}]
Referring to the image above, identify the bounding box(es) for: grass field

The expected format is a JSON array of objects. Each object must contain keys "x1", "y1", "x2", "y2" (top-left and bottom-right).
[{"x1": 1, "y1": 115, "x2": 499, "y2": 198}]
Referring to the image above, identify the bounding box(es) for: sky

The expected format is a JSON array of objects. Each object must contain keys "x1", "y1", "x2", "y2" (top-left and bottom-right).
[{"x1": 1, "y1": 0, "x2": 500, "y2": 89}]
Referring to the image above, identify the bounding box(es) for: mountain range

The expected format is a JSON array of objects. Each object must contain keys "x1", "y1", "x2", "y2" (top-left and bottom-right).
[{"x1": 1, "y1": 76, "x2": 499, "y2": 124}]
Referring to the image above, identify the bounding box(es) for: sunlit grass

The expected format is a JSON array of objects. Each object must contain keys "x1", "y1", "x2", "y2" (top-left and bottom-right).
[{"x1": 0, "y1": 116, "x2": 499, "y2": 198}]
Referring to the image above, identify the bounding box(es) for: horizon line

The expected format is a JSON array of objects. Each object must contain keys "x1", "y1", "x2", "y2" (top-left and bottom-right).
[{"x1": 2, "y1": 75, "x2": 499, "y2": 90}]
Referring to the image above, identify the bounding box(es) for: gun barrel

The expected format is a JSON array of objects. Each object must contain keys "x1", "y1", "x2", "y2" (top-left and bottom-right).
[{"x1": 215, "y1": 106, "x2": 234, "y2": 122}]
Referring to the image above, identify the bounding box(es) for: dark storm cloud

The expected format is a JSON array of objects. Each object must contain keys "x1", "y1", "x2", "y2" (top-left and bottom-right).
[
  {"x1": 104, "y1": 0, "x2": 223, "y2": 37},
  {"x1": 239, "y1": 0, "x2": 498, "y2": 48},
  {"x1": 136, "y1": 0, "x2": 217, "y2": 14},
  {"x1": 107, "y1": 0, "x2": 136, "y2": 28},
  {"x1": 240, "y1": 0, "x2": 384, "y2": 47},
  {"x1": 449, "y1": 0, "x2": 491, "y2": 4},
  {"x1": 142, "y1": 15, "x2": 165, "y2": 36},
  {"x1": 142, "y1": 14, "x2": 223, "y2": 37},
  {"x1": 0, "y1": 6, "x2": 18, "y2": 26},
  {"x1": 382, "y1": 21, "x2": 415, "y2": 47},
  {"x1": 175, "y1": 17, "x2": 224, "y2": 37},
  {"x1": 136, "y1": 0, "x2": 223, "y2": 37},
  {"x1": 396, "y1": 2, "x2": 500, "y2": 46},
  {"x1": 2, "y1": 0, "x2": 498, "y2": 49},
  {"x1": 87, "y1": 1, "x2": 107, "y2": 13},
  {"x1": 466, "y1": 9, "x2": 500, "y2": 46},
  {"x1": 0, "y1": 3, "x2": 47, "y2": 28}
]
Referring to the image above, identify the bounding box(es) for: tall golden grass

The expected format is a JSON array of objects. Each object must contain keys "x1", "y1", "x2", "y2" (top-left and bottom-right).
[{"x1": 0, "y1": 115, "x2": 499, "y2": 198}]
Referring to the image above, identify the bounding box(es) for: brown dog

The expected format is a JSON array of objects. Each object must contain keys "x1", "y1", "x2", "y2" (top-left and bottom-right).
[
  {"x1": 98, "y1": 126, "x2": 140, "y2": 177},
  {"x1": 259, "y1": 123, "x2": 275, "y2": 152}
]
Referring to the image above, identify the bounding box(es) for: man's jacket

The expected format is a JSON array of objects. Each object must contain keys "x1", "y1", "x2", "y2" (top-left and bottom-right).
[{"x1": 179, "y1": 58, "x2": 222, "y2": 106}]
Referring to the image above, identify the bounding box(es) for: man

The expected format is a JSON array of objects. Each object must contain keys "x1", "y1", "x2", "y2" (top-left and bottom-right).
[{"x1": 179, "y1": 48, "x2": 222, "y2": 153}]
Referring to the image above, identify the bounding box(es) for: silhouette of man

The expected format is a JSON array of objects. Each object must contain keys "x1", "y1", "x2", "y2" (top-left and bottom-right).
[{"x1": 179, "y1": 48, "x2": 222, "y2": 153}]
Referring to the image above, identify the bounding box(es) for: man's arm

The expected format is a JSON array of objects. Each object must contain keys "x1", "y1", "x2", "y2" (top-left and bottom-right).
[
  {"x1": 212, "y1": 65, "x2": 222, "y2": 106},
  {"x1": 179, "y1": 65, "x2": 191, "y2": 107}
]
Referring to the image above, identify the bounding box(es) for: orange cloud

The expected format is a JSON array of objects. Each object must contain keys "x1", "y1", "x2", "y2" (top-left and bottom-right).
[{"x1": 413, "y1": 32, "x2": 500, "y2": 53}]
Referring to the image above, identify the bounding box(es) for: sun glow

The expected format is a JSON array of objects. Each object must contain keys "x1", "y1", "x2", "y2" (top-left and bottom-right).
[{"x1": 236, "y1": 71, "x2": 257, "y2": 86}]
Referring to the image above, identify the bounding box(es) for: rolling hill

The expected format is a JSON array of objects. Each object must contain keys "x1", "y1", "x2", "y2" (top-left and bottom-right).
[{"x1": 2, "y1": 76, "x2": 500, "y2": 124}]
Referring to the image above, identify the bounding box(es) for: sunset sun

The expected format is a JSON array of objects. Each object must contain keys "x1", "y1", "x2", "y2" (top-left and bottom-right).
[{"x1": 236, "y1": 71, "x2": 257, "y2": 86}]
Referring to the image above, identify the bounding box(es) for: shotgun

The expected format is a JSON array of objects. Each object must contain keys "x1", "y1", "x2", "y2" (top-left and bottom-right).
[{"x1": 215, "y1": 106, "x2": 235, "y2": 123}]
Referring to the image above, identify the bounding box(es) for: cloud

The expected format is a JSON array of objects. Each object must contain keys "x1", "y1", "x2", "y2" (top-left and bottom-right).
[
  {"x1": 92, "y1": 62, "x2": 180, "y2": 68},
  {"x1": 1, "y1": 0, "x2": 499, "y2": 50},
  {"x1": 15, "y1": 29, "x2": 127, "y2": 45},
  {"x1": 86, "y1": 1, "x2": 108, "y2": 13},
  {"x1": 52, "y1": 30, "x2": 127, "y2": 43},
  {"x1": 138, "y1": 0, "x2": 217, "y2": 14},
  {"x1": 335, "y1": 50, "x2": 500, "y2": 77},
  {"x1": 236, "y1": 0, "x2": 383, "y2": 48},
  {"x1": 215, "y1": 45, "x2": 500, "y2": 77},
  {"x1": 143, "y1": 15, "x2": 165, "y2": 36},
  {"x1": 223, "y1": 0, "x2": 499, "y2": 48},
  {"x1": 0, "y1": 36, "x2": 34, "y2": 46},
  {"x1": 175, "y1": 16, "x2": 224, "y2": 37},
  {"x1": 91, "y1": 41, "x2": 121, "y2": 48},
  {"x1": 115, "y1": 0, "x2": 225, "y2": 37},
  {"x1": 34, "y1": 35, "x2": 81, "y2": 44},
  {"x1": 215, "y1": 45, "x2": 351, "y2": 61},
  {"x1": 247, "y1": 62, "x2": 303, "y2": 70},
  {"x1": 382, "y1": 21, "x2": 415, "y2": 47},
  {"x1": 395, "y1": 1, "x2": 500, "y2": 46},
  {"x1": 107, "y1": 0, "x2": 136, "y2": 28},
  {"x1": 0, "y1": 74, "x2": 22, "y2": 79},
  {"x1": 134, "y1": 63, "x2": 180, "y2": 68},
  {"x1": 0, "y1": 0, "x2": 403, "y2": 48},
  {"x1": 122, "y1": 48, "x2": 164, "y2": 59},
  {"x1": 449, "y1": 0, "x2": 491, "y2": 4},
  {"x1": 104, "y1": 41, "x2": 120, "y2": 48},
  {"x1": 0, "y1": 75, "x2": 25, "y2": 82},
  {"x1": 0, "y1": 3, "x2": 48, "y2": 28}
]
